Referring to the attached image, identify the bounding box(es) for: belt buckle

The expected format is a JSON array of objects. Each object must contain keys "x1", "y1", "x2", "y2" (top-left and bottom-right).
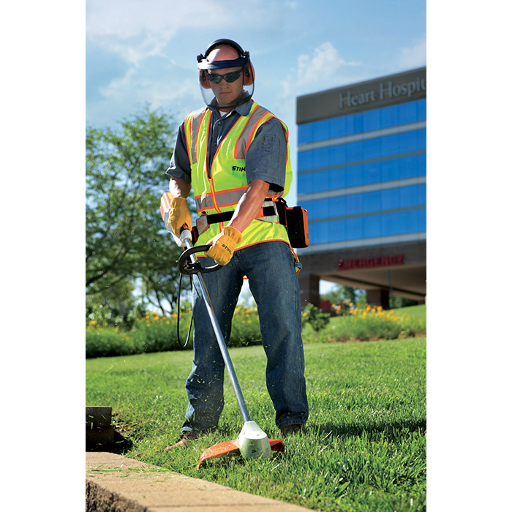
[
  {"x1": 196, "y1": 216, "x2": 209, "y2": 236},
  {"x1": 260, "y1": 200, "x2": 279, "y2": 223}
]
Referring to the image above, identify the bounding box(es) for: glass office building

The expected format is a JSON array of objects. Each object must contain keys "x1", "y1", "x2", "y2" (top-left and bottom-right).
[{"x1": 296, "y1": 67, "x2": 426, "y2": 308}]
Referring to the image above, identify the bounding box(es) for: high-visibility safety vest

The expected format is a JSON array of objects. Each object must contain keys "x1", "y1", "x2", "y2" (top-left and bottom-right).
[{"x1": 184, "y1": 101, "x2": 296, "y2": 255}]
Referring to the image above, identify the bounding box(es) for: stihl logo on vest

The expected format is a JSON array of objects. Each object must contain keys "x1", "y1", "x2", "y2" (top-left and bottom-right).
[{"x1": 232, "y1": 165, "x2": 245, "y2": 172}]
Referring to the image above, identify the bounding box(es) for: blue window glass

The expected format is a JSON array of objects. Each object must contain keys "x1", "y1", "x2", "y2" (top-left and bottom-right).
[
  {"x1": 298, "y1": 153, "x2": 426, "y2": 197},
  {"x1": 381, "y1": 133, "x2": 400, "y2": 155},
  {"x1": 298, "y1": 100, "x2": 427, "y2": 244},
  {"x1": 387, "y1": 212, "x2": 403, "y2": 235},
  {"x1": 417, "y1": 99, "x2": 426, "y2": 121},
  {"x1": 330, "y1": 167, "x2": 346, "y2": 190},
  {"x1": 313, "y1": 147, "x2": 329, "y2": 168},
  {"x1": 307, "y1": 206, "x2": 426, "y2": 245},
  {"x1": 329, "y1": 116, "x2": 346, "y2": 138},
  {"x1": 298, "y1": 150, "x2": 313, "y2": 171},
  {"x1": 399, "y1": 156, "x2": 414, "y2": 178},
  {"x1": 304, "y1": 200, "x2": 319, "y2": 219},
  {"x1": 311, "y1": 222, "x2": 329, "y2": 245},
  {"x1": 381, "y1": 104, "x2": 399, "y2": 128},
  {"x1": 298, "y1": 124, "x2": 312, "y2": 145},
  {"x1": 362, "y1": 190, "x2": 381, "y2": 212},
  {"x1": 345, "y1": 217, "x2": 363, "y2": 240},
  {"x1": 298, "y1": 99, "x2": 426, "y2": 146},
  {"x1": 418, "y1": 208, "x2": 426, "y2": 231},
  {"x1": 363, "y1": 137, "x2": 381, "y2": 160},
  {"x1": 362, "y1": 162, "x2": 381, "y2": 185},
  {"x1": 345, "y1": 194, "x2": 363, "y2": 214},
  {"x1": 301, "y1": 185, "x2": 425, "y2": 224},
  {"x1": 363, "y1": 215, "x2": 381, "y2": 238},
  {"x1": 297, "y1": 172, "x2": 313, "y2": 195},
  {"x1": 417, "y1": 128, "x2": 426, "y2": 148},
  {"x1": 329, "y1": 195, "x2": 346, "y2": 217},
  {"x1": 313, "y1": 120, "x2": 329, "y2": 142},
  {"x1": 346, "y1": 140, "x2": 363, "y2": 163},
  {"x1": 381, "y1": 188, "x2": 399, "y2": 210},
  {"x1": 329, "y1": 144, "x2": 346, "y2": 167},
  {"x1": 381, "y1": 158, "x2": 400, "y2": 182},
  {"x1": 363, "y1": 108, "x2": 380, "y2": 132},
  {"x1": 398, "y1": 101, "x2": 417, "y2": 124}
]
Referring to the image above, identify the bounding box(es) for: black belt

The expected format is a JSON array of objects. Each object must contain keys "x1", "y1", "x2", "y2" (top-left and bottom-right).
[{"x1": 204, "y1": 205, "x2": 278, "y2": 225}]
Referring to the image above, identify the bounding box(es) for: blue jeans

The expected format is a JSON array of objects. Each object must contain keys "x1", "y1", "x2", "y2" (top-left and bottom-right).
[{"x1": 182, "y1": 241, "x2": 309, "y2": 432}]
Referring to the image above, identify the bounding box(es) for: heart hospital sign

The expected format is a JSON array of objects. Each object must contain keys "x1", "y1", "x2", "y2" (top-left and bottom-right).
[
  {"x1": 339, "y1": 76, "x2": 426, "y2": 110},
  {"x1": 296, "y1": 67, "x2": 426, "y2": 125}
]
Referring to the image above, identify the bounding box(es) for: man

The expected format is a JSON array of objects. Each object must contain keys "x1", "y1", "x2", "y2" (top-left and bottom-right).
[{"x1": 164, "y1": 39, "x2": 308, "y2": 451}]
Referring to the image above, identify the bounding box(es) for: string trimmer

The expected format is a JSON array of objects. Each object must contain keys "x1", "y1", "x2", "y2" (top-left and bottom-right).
[{"x1": 160, "y1": 193, "x2": 284, "y2": 469}]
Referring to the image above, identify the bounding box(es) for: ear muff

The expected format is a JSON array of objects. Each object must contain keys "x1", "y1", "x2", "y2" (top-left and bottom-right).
[
  {"x1": 243, "y1": 63, "x2": 255, "y2": 86},
  {"x1": 199, "y1": 70, "x2": 211, "y2": 89}
]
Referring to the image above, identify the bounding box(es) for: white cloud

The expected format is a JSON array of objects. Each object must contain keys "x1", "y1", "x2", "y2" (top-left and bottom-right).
[
  {"x1": 87, "y1": 0, "x2": 233, "y2": 65},
  {"x1": 102, "y1": 70, "x2": 196, "y2": 105},
  {"x1": 399, "y1": 38, "x2": 426, "y2": 69},
  {"x1": 87, "y1": 0, "x2": 226, "y2": 124},
  {"x1": 297, "y1": 42, "x2": 360, "y2": 85},
  {"x1": 275, "y1": 41, "x2": 361, "y2": 105}
]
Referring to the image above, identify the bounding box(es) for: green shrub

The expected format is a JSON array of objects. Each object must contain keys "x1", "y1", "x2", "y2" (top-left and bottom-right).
[
  {"x1": 131, "y1": 312, "x2": 179, "y2": 353},
  {"x1": 229, "y1": 305, "x2": 262, "y2": 347},
  {"x1": 86, "y1": 306, "x2": 266, "y2": 358},
  {"x1": 86, "y1": 302, "x2": 426, "y2": 358},
  {"x1": 301, "y1": 303, "x2": 331, "y2": 332},
  {"x1": 86, "y1": 327, "x2": 138, "y2": 358}
]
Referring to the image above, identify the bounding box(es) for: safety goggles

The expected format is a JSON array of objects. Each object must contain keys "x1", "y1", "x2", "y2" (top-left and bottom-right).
[{"x1": 206, "y1": 68, "x2": 244, "y2": 84}]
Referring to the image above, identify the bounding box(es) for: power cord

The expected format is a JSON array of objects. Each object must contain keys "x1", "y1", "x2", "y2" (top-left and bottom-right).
[{"x1": 176, "y1": 273, "x2": 193, "y2": 348}]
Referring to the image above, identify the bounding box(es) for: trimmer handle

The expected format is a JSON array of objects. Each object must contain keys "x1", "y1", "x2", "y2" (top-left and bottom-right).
[{"x1": 178, "y1": 243, "x2": 222, "y2": 275}]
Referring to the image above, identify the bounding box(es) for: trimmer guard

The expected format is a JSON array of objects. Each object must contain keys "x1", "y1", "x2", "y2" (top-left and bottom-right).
[{"x1": 197, "y1": 439, "x2": 285, "y2": 469}]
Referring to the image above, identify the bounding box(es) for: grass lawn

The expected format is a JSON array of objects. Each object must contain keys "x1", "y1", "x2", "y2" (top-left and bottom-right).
[{"x1": 86, "y1": 336, "x2": 426, "y2": 511}]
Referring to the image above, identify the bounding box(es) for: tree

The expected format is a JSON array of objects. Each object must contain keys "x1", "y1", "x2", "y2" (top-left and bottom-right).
[
  {"x1": 86, "y1": 106, "x2": 191, "y2": 314},
  {"x1": 320, "y1": 283, "x2": 359, "y2": 306}
]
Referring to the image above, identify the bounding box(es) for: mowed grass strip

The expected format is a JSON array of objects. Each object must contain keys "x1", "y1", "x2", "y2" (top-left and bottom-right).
[{"x1": 86, "y1": 337, "x2": 426, "y2": 512}]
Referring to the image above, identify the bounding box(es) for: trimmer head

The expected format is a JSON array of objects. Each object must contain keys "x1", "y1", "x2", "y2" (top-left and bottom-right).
[
  {"x1": 197, "y1": 422, "x2": 285, "y2": 469},
  {"x1": 238, "y1": 421, "x2": 272, "y2": 459}
]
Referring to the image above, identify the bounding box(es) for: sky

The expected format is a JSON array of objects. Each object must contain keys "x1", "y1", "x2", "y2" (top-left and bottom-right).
[{"x1": 85, "y1": 0, "x2": 425, "y2": 297}]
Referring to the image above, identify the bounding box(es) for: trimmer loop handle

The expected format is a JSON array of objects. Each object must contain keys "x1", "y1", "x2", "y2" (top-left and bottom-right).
[{"x1": 178, "y1": 245, "x2": 222, "y2": 275}]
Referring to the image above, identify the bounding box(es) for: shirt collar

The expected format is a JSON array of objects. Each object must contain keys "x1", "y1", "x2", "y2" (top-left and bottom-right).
[{"x1": 208, "y1": 99, "x2": 253, "y2": 119}]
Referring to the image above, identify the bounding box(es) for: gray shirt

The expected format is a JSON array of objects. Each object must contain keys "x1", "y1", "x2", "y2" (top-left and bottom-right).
[{"x1": 166, "y1": 100, "x2": 287, "y2": 196}]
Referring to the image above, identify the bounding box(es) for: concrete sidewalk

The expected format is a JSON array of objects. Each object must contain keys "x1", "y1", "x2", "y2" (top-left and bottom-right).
[{"x1": 86, "y1": 452, "x2": 314, "y2": 512}]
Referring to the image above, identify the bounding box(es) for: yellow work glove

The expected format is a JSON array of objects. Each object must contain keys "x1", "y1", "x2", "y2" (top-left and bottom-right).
[
  {"x1": 206, "y1": 226, "x2": 242, "y2": 266},
  {"x1": 168, "y1": 197, "x2": 192, "y2": 235}
]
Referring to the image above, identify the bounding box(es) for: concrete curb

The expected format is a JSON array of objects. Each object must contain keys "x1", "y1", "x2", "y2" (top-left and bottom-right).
[{"x1": 86, "y1": 452, "x2": 314, "y2": 512}]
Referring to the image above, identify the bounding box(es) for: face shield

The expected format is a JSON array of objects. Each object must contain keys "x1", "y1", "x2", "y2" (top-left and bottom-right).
[{"x1": 197, "y1": 42, "x2": 255, "y2": 110}]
